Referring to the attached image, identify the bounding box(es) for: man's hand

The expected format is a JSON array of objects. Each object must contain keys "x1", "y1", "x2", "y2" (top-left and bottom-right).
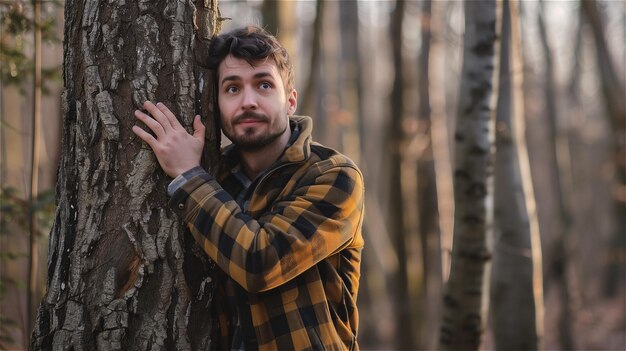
[{"x1": 132, "y1": 101, "x2": 205, "y2": 178}]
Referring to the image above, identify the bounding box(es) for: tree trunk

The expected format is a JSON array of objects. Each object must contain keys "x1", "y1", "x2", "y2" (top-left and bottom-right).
[
  {"x1": 30, "y1": 1, "x2": 221, "y2": 350},
  {"x1": 261, "y1": 0, "x2": 296, "y2": 62},
  {"x1": 490, "y1": 0, "x2": 543, "y2": 349},
  {"x1": 428, "y1": 0, "x2": 456, "y2": 286},
  {"x1": 261, "y1": 0, "x2": 279, "y2": 37},
  {"x1": 415, "y1": 0, "x2": 443, "y2": 348},
  {"x1": 580, "y1": 0, "x2": 626, "y2": 298},
  {"x1": 439, "y1": 0, "x2": 500, "y2": 349},
  {"x1": 388, "y1": 0, "x2": 414, "y2": 349},
  {"x1": 320, "y1": 0, "x2": 342, "y2": 149},
  {"x1": 300, "y1": 0, "x2": 324, "y2": 121},
  {"x1": 537, "y1": 1, "x2": 575, "y2": 348},
  {"x1": 338, "y1": 0, "x2": 365, "y2": 165},
  {"x1": 27, "y1": 0, "x2": 43, "y2": 336}
]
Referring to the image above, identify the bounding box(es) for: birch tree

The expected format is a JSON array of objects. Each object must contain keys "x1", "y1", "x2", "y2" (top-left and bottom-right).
[
  {"x1": 439, "y1": 0, "x2": 500, "y2": 349},
  {"x1": 30, "y1": 1, "x2": 222, "y2": 349}
]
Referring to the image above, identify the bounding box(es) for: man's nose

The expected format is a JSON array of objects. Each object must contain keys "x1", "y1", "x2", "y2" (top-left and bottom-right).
[{"x1": 241, "y1": 89, "x2": 258, "y2": 110}]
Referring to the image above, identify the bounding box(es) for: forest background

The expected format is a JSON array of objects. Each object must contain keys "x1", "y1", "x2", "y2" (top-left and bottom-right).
[{"x1": 0, "y1": 0, "x2": 624, "y2": 350}]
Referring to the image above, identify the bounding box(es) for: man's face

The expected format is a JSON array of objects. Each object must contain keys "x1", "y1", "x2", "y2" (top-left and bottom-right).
[{"x1": 218, "y1": 55, "x2": 297, "y2": 151}]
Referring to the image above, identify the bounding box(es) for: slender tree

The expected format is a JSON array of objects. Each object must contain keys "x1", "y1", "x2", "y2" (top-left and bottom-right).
[
  {"x1": 261, "y1": 0, "x2": 296, "y2": 61},
  {"x1": 490, "y1": 0, "x2": 543, "y2": 348},
  {"x1": 537, "y1": 1, "x2": 575, "y2": 348},
  {"x1": 338, "y1": 0, "x2": 364, "y2": 162},
  {"x1": 261, "y1": 0, "x2": 279, "y2": 38},
  {"x1": 300, "y1": 0, "x2": 324, "y2": 121},
  {"x1": 27, "y1": 0, "x2": 43, "y2": 336},
  {"x1": 439, "y1": 0, "x2": 501, "y2": 349},
  {"x1": 388, "y1": 0, "x2": 413, "y2": 349},
  {"x1": 428, "y1": 0, "x2": 456, "y2": 286},
  {"x1": 580, "y1": 0, "x2": 626, "y2": 298},
  {"x1": 30, "y1": 1, "x2": 221, "y2": 349},
  {"x1": 415, "y1": 0, "x2": 443, "y2": 348}
]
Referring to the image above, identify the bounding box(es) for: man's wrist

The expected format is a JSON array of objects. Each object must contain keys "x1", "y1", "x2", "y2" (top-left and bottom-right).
[{"x1": 167, "y1": 166, "x2": 206, "y2": 196}]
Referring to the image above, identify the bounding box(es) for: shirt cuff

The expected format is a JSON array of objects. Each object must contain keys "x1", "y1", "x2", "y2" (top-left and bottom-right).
[{"x1": 167, "y1": 166, "x2": 207, "y2": 197}]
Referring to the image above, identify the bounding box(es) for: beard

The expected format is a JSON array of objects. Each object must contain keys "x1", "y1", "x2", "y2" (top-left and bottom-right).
[{"x1": 223, "y1": 111, "x2": 288, "y2": 152}]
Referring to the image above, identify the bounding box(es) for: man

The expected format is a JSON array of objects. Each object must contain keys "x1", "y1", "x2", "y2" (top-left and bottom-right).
[{"x1": 132, "y1": 26, "x2": 364, "y2": 350}]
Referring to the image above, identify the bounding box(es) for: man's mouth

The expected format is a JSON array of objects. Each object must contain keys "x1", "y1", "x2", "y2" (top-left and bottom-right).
[
  {"x1": 238, "y1": 118, "x2": 264, "y2": 125},
  {"x1": 234, "y1": 112, "x2": 269, "y2": 125}
]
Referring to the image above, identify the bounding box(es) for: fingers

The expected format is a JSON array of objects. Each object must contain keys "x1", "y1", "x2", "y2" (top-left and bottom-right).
[
  {"x1": 156, "y1": 102, "x2": 184, "y2": 129},
  {"x1": 193, "y1": 115, "x2": 206, "y2": 140},
  {"x1": 143, "y1": 101, "x2": 174, "y2": 132},
  {"x1": 139, "y1": 101, "x2": 187, "y2": 131},
  {"x1": 131, "y1": 125, "x2": 157, "y2": 149},
  {"x1": 134, "y1": 101, "x2": 202, "y2": 146},
  {"x1": 134, "y1": 109, "x2": 166, "y2": 139}
]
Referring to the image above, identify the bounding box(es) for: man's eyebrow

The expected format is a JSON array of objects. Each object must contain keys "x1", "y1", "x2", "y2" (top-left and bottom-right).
[
  {"x1": 253, "y1": 71, "x2": 273, "y2": 80},
  {"x1": 220, "y1": 71, "x2": 274, "y2": 85},
  {"x1": 220, "y1": 75, "x2": 240, "y2": 85}
]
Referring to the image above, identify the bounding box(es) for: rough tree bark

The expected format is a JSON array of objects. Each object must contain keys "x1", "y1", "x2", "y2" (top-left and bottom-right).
[
  {"x1": 490, "y1": 0, "x2": 543, "y2": 349},
  {"x1": 30, "y1": 1, "x2": 221, "y2": 350},
  {"x1": 439, "y1": 0, "x2": 500, "y2": 349}
]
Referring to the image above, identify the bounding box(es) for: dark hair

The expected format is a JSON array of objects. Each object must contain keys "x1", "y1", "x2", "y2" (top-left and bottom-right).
[{"x1": 208, "y1": 26, "x2": 294, "y2": 93}]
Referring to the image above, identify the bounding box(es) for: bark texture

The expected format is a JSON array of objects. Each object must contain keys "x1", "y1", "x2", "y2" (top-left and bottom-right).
[
  {"x1": 439, "y1": 0, "x2": 500, "y2": 349},
  {"x1": 30, "y1": 1, "x2": 221, "y2": 350}
]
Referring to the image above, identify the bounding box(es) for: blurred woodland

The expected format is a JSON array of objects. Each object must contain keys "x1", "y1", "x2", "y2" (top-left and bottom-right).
[{"x1": 0, "y1": 0, "x2": 625, "y2": 350}]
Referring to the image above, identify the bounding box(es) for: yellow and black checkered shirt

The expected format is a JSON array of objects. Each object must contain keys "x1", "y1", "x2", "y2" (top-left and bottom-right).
[{"x1": 170, "y1": 116, "x2": 365, "y2": 350}]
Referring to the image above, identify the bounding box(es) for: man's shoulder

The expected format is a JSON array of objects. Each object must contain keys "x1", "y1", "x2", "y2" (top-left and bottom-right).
[{"x1": 308, "y1": 142, "x2": 362, "y2": 175}]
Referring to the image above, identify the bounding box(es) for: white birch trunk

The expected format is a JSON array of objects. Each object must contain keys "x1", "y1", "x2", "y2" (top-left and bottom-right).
[{"x1": 439, "y1": 0, "x2": 500, "y2": 349}]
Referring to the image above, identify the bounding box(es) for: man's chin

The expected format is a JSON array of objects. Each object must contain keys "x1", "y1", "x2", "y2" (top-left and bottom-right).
[{"x1": 233, "y1": 133, "x2": 282, "y2": 152}]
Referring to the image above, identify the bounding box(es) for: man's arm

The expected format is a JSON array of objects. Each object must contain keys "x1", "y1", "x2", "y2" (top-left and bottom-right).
[
  {"x1": 169, "y1": 162, "x2": 365, "y2": 293},
  {"x1": 133, "y1": 102, "x2": 364, "y2": 293}
]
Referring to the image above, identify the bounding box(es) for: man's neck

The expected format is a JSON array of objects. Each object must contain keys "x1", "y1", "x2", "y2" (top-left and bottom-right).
[{"x1": 239, "y1": 127, "x2": 291, "y2": 180}]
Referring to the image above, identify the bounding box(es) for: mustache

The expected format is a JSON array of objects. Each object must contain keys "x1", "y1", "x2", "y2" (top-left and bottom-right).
[{"x1": 233, "y1": 111, "x2": 270, "y2": 124}]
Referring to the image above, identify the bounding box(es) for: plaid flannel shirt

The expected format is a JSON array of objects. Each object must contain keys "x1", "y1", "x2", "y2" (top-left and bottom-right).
[{"x1": 170, "y1": 116, "x2": 365, "y2": 350}]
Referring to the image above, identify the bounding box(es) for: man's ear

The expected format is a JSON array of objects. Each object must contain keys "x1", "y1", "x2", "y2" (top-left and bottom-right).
[{"x1": 286, "y1": 89, "x2": 297, "y2": 115}]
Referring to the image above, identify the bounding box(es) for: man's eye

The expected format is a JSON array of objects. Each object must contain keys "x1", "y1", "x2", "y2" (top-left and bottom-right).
[
  {"x1": 226, "y1": 86, "x2": 239, "y2": 94},
  {"x1": 259, "y1": 82, "x2": 272, "y2": 90}
]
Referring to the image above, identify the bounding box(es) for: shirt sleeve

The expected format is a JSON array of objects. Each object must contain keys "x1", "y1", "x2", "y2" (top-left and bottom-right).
[
  {"x1": 167, "y1": 166, "x2": 208, "y2": 197},
  {"x1": 168, "y1": 163, "x2": 365, "y2": 293}
]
